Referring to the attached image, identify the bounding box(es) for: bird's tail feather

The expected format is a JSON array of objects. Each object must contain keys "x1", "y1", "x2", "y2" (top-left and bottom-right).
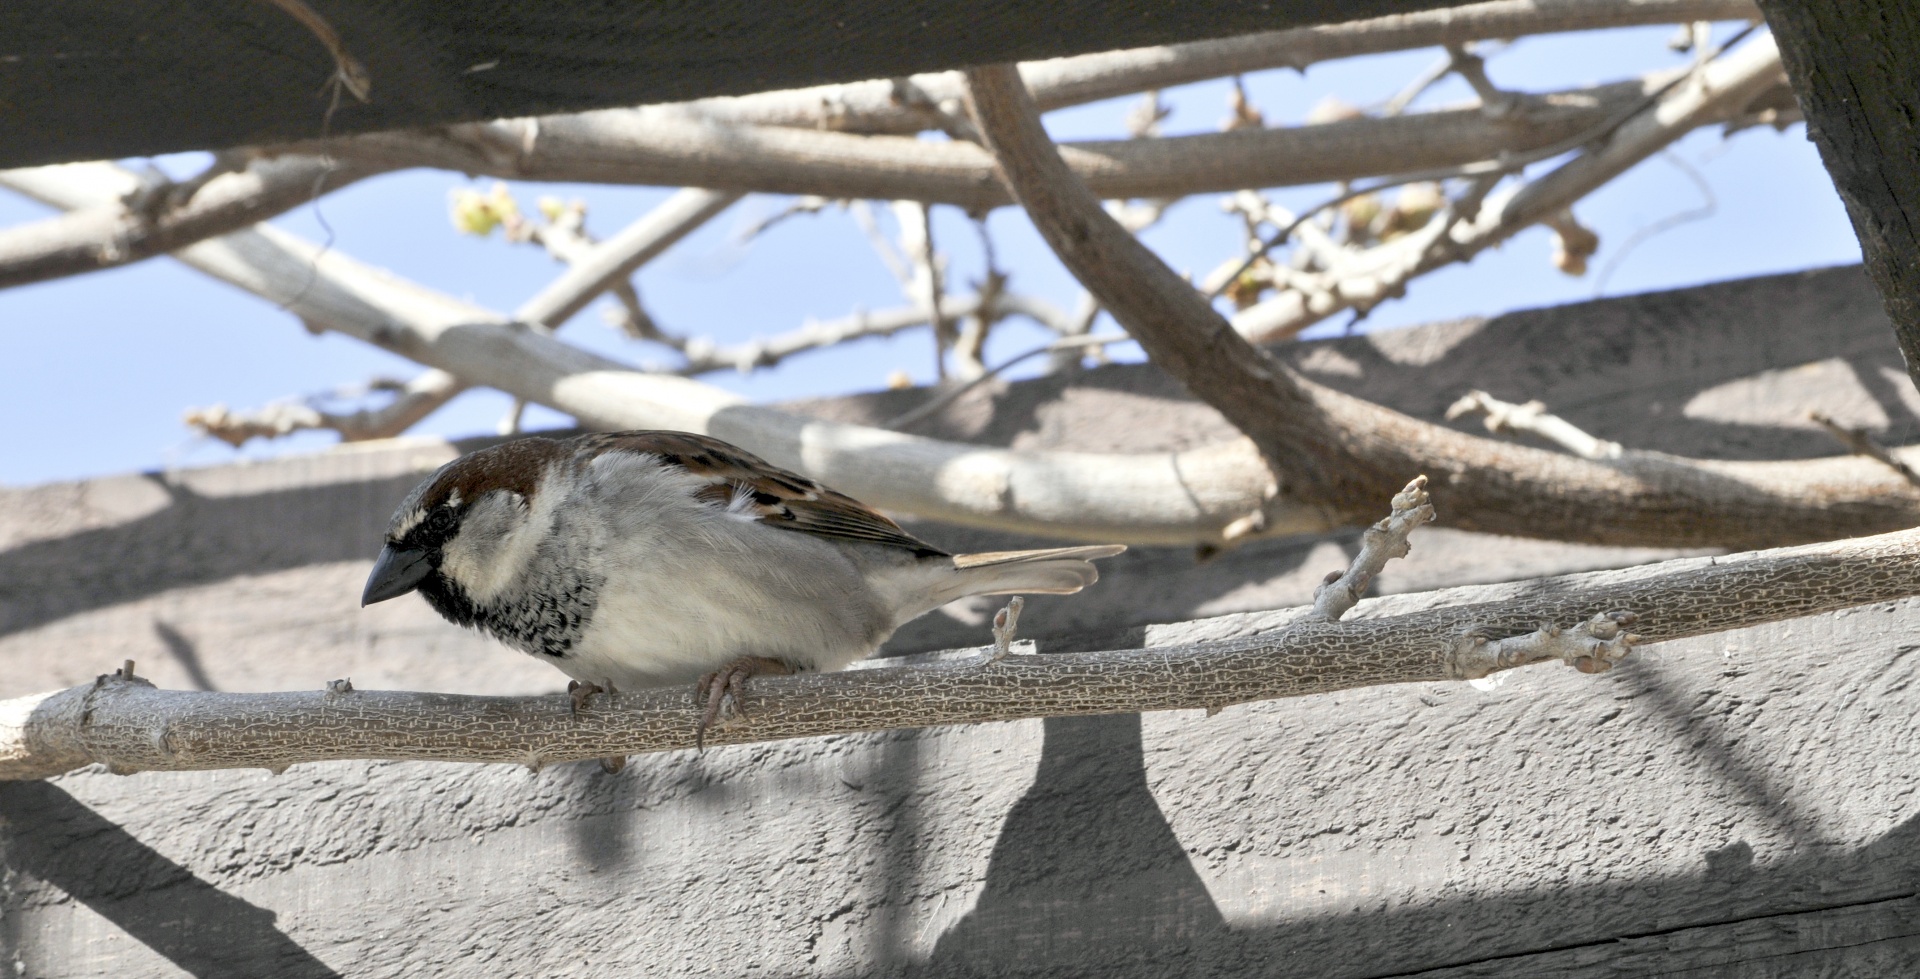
[{"x1": 947, "y1": 545, "x2": 1126, "y2": 598}]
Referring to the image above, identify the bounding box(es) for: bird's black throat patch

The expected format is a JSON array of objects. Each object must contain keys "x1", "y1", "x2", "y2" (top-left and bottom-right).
[{"x1": 418, "y1": 566, "x2": 601, "y2": 660}]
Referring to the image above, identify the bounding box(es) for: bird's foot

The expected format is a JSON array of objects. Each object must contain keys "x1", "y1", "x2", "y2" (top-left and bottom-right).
[
  {"x1": 565, "y1": 682, "x2": 625, "y2": 772},
  {"x1": 567, "y1": 680, "x2": 607, "y2": 714},
  {"x1": 694, "y1": 656, "x2": 794, "y2": 750}
]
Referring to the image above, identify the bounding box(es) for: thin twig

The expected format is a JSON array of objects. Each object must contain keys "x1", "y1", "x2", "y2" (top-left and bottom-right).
[
  {"x1": 1445, "y1": 390, "x2": 1626, "y2": 460},
  {"x1": 185, "y1": 369, "x2": 465, "y2": 445},
  {"x1": 1311, "y1": 476, "x2": 1437, "y2": 621},
  {"x1": 1225, "y1": 28, "x2": 1780, "y2": 341},
  {"x1": 647, "y1": 291, "x2": 1076, "y2": 376},
  {"x1": 884, "y1": 334, "x2": 1132, "y2": 430},
  {"x1": 1592, "y1": 150, "x2": 1717, "y2": 295},
  {"x1": 256, "y1": 0, "x2": 372, "y2": 102},
  {"x1": 1810, "y1": 412, "x2": 1920, "y2": 488}
]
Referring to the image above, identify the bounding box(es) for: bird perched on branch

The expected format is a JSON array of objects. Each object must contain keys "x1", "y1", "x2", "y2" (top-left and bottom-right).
[{"x1": 361, "y1": 431, "x2": 1123, "y2": 760}]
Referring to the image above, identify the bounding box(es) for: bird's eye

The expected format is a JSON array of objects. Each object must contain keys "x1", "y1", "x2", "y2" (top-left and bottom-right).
[{"x1": 425, "y1": 508, "x2": 457, "y2": 535}]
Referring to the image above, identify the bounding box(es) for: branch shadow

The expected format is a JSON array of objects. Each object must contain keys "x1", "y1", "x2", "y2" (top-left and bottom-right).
[
  {"x1": 1287, "y1": 264, "x2": 1914, "y2": 461},
  {"x1": 153, "y1": 620, "x2": 217, "y2": 692},
  {"x1": 0, "y1": 780, "x2": 340, "y2": 979}
]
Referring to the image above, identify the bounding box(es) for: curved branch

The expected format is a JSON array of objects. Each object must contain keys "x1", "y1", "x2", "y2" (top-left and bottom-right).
[
  {"x1": 0, "y1": 155, "x2": 376, "y2": 290},
  {"x1": 684, "y1": 0, "x2": 1760, "y2": 135},
  {"x1": 3, "y1": 159, "x2": 1295, "y2": 544},
  {"x1": 962, "y1": 54, "x2": 1920, "y2": 549},
  {"x1": 1, "y1": 523, "x2": 1911, "y2": 782},
  {"x1": 296, "y1": 79, "x2": 1674, "y2": 211}
]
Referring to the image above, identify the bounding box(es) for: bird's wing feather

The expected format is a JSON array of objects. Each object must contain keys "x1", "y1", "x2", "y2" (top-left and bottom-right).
[{"x1": 575, "y1": 431, "x2": 947, "y2": 556}]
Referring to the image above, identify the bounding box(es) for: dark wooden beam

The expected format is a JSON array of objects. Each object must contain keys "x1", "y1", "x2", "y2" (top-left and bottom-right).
[
  {"x1": 1757, "y1": 2, "x2": 1920, "y2": 390},
  {"x1": 0, "y1": 0, "x2": 1455, "y2": 168}
]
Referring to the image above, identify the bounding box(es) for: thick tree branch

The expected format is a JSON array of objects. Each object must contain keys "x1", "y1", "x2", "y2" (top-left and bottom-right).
[
  {"x1": 1, "y1": 523, "x2": 1913, "y2": 782},
  {"x1": 964, "y1": 61, "x2": 1392, "y2": 508},
  {"x1": 0, "y1": 156, "x2": 374, "y2": 290},
  {"x1": 684, "y1": 0, "x2": 1761, "y2": 135},
  {"x1": 10, "y1": 159, "x2": 1917, "y2": 550},
  {"x1": 962, "y1": 49, "x2": 1920, "y2": 549},
  {"x1": 292, "y1": 78, "x2": 1694, "y2": 212}
]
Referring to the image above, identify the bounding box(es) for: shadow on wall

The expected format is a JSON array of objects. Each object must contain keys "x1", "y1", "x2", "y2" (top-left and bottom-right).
[
  {"x1": 928, "y1": 712, "x2": 1234, "y2": 972},
  {"x1": 900, "y1": 645, "x2": 1920, "y2": 976},
  {"x1": 0, "y1": 472, "x2": 418, "y2": 641},
  {"x1": 0, "y1": 780, "x2": 342, "y2": 979},
  {"x1": 3, "y1": 704, "x2": 1919, "y2": 976}
]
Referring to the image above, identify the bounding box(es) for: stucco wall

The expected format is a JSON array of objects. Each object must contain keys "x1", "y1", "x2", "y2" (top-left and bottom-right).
[{"x1": 2, "y1": 265, "x2": 1915, "y2": 976}]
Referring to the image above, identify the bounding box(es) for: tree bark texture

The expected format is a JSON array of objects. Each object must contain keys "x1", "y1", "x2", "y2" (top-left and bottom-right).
[
  {"x1": 2, "y1": 526, "x2": 1917, "y2": 781},
  {"x1": 1757, "y1": 1, "x2": 1920, "y2": 390}
]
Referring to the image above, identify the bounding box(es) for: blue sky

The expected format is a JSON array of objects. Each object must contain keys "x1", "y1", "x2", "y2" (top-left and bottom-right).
[{"x1": 0, "y1": 24, "x2": 1862, "y2": 487}]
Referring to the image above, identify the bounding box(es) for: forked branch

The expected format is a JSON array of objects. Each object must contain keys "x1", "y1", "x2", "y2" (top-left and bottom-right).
[{"x1": 960, "y1": 53, "x2": 1914, "y2": 549}]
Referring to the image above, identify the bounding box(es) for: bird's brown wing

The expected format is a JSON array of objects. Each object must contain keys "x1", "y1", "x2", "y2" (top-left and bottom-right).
[{"x1": 575, "y1": 431, "x2": 948, "y2": 557}]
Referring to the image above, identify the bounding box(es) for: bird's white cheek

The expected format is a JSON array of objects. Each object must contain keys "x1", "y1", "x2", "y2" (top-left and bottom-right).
[
  {"x1": 438, "y1": 536, "x2": 523, "y2": 603},
  {"x1": 440, "y1": 482, "x2": 565, "y2": 603}
]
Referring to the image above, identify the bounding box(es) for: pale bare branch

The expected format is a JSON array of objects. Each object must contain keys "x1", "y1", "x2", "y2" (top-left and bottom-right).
[
  {"x1": 1450, "y1": 611, "x2": 1642, "y2": 678},
  {"x1": 891, "y1": 200, "x2": 958, "y2": 378},
  {"x1": 185, "y1": 369, "x2": 464, "y2": 445},
  {"x1": 1311, "y1": 476, "x2": 1437, "y2": 622},
  {"x1": 1, "y1": 523, "x2": 1912, "y2": 783},
  {"x1": 1446, "y1": 389, "x2": 1626, "y2": 459},
  {"x1": 292, "y1": 76, "x2": 1693, "y2": 212},
  {"x1": 1810, "y1": 411, "x2": 1920, "y2": 489},
  {"x1": 0, "y1": 155, "x2": 375, "y2": 290},
  {"x1": 682, "y1": 0, "x2": 1761, "y2": 135}
]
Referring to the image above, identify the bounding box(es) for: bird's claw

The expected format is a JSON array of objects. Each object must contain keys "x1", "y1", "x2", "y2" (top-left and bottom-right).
[
  {"x1": 567, "y1": 680, "x2": 606, "y2": 714},
  {"x1": 694, "y1": 656, "x2": 793, "y2": 750}
]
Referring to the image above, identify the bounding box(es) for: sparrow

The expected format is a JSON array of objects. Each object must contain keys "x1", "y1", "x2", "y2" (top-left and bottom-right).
[{"x1": 361, "y1": 431, "x2": 1124, "y2": 758}]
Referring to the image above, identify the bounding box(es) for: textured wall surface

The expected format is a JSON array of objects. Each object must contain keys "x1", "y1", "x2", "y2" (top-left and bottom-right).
[{"x1": 2, "y1": 266, "x2": 1917, "y2": 975}]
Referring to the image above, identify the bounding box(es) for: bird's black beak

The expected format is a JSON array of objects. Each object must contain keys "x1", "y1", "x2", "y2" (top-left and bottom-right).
[{"x1": 362, "y1": 545, "x2": 433, "y2": 606}]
